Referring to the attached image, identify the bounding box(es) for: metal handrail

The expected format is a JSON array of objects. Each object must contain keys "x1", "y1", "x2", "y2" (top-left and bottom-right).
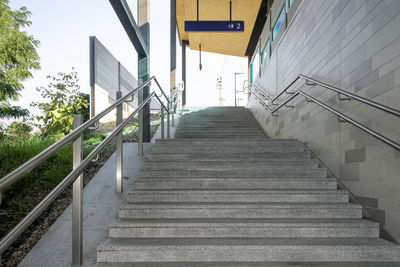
[
  {"x1": 0, "y1": 76, "x2": 169, "y2": 195},
  {"x1": 298, "y1": 74, "x2": 400, "y2": 117},
  {"x1": 245, "y1": 80, "x2": 400, "y2": 151},
  {"x1": 264, "y1": 74, "x2": 400, "y2": 117},
  {"x1": 243, "y1": 80, "x2": 272, "y2": 102},
  {"x1": 246, "y1": 86, "x2": 272, "y2": 112},
  {"x1": 0, "y1": 75, "x2": 176, "y2": 257},
  {"x1": 0, "y1": 91, "x2": 163, "y2": 254}
]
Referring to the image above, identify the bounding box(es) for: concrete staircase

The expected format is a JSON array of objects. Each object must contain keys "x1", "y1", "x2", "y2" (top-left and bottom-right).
[{"x1": 97, "y1": 107, "x2": 400, "y2": 265}]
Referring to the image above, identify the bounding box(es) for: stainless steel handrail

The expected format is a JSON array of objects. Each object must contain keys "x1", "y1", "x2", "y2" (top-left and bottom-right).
[
  {"x1": 0, "y1": 92, "x2": 158, "y2": 255},
  {"x1": 263, "y1": 74, "x2": 400, "y2": 117},
  {"x1": 298, "y1": 74, "x2": 400, "y2": 117},
  {"x1": 245, "y1": 80, "x2": 400, "y2": 151},
  {"x1": 243, "y1": 80, "x2": 273, "y2": 102},
  {"x1": 0, "y1": 76, "x2": 169, "y2": 194},
  {"x1": 246, "y1": 86, "x2": 272, "y2": 112},
  {"x1": 0, "y1": 74, "x2": 178, "y2": 257}
]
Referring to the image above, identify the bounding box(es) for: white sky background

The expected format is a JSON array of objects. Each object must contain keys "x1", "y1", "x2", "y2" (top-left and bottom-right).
[{"x1": 9, "y1": 0, "x2": 248, "y2": 115}]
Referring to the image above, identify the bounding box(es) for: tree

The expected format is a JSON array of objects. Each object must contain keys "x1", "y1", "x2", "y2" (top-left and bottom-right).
[
  {"x1": 31, "y1": 69, "x2": 89, "y2": 136},
  {"x1": 5, "y1": 120, "x2": 32, "y2": 141},
  {"x1": 0, "y1": 0, "x2": 40, "y2": 124}
]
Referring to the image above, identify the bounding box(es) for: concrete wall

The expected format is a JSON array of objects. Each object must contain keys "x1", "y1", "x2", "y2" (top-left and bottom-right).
[{"x1": 248, "y1": 0, "x2": 400, "y2": 241}]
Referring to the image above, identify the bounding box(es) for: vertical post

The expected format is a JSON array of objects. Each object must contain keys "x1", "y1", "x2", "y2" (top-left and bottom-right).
[
  {"x1": 72, "y1": 114, "x2": 83, "y2": 266},
  {"x1": 172, "y1": 100, "x2": 175, "y2": 127},
  {"x1": 138, "y1": 0, "x2": 151, "y2": 143},
  {"x1": 116, "y1": 90, "x2": 123, "y2": 193},
  {"x1": 167, "y1": 107, "x2": 170, "y2": 139},
  {"x1": 182, "y1": 41, "x2": 188, "y2": 107},
  {"x1": 138, "y1": 79, "x2": 144, "y2": 156},
  {"x1": 170, "y1": 0, "x2": 176, "y2": 102},
  {"x1": 161, "y1": 107, "x2": 165, "y2": 139}
]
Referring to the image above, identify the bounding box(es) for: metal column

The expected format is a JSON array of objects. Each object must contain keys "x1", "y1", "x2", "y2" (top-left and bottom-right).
[
  {"x1": 182, "y1": 40, "x2": 188, "y2": 107},
  {"x1": 138, "y1": 0, "x2": 150, "y2": 143},
  {"x1": 72, "y1": 114, "x2": 83, "y2": 266},
  {"x1": 161, "y1": 107, "x2": 165, "y2": 139},
  {"x1": 116, "y1": 90, "x2": 123, "y2": 193},
  {"x1": 170, "y1": 0, "x2": 176, "y2": 98},
  {"x1": 138, "y1": 79, "x2": 144, "y2": 156}
]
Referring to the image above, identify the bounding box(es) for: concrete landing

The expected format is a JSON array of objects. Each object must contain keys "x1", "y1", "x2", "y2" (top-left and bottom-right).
[{"x1": 19, "y1": 116, "x2": 180, "y2": 267}]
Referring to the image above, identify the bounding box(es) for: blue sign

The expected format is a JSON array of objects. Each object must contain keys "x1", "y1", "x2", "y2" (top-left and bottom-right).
[{"x1": 185, "y1": 21, "x2": 244, "y2": 32}]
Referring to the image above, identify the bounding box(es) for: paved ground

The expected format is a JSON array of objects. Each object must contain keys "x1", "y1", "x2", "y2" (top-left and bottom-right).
[{"x1": 19, "y1": 115, "x2": 180, "y2": 267}]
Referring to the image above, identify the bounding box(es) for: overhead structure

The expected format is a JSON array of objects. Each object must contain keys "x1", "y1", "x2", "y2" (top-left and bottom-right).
[{"x1": 176, "y1": 0, "x2": 262, "y2": 57}]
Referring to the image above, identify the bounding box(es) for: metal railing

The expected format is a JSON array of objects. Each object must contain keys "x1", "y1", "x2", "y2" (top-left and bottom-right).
[
  {"x1": 0, "y1": 76, "x2": 180, "y2": 265},
  {"x1": 244, "y1": 75, "x2": 400, "y2": 151}
]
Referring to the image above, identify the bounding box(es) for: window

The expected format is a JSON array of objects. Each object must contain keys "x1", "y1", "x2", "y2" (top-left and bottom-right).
[
  {"x1": 250, "y1": 64, "x2": 253, "y2": 83},
  {"x1": 261, "y1": 40, "x2": 270, "y2": 63},
  {"x1": 251, "y1": 47, "x2": 260, "y2": 81},
  {"x1": 289, "y1": 0, "x2": 293, "y2": 8},
  {"x1": 272, "y1": 5, "x2": 285, "y2": 40}
]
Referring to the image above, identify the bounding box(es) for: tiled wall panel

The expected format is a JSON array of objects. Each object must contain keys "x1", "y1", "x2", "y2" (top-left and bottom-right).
[{"x1": 249, "y1": 0, "x2": 400, "y2": 241}]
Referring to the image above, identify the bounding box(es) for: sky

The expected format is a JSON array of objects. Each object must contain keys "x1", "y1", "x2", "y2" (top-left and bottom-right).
[{"x1": 9, "y1": 0, "x2": 248, "y2": 116}]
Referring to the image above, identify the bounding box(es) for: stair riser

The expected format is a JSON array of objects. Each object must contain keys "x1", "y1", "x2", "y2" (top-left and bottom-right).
[
  {"x1": 174, "y1": 136, "x2": 266, "y2": 139},
  {"x1": 133, "y1": 180, "x2": 337, "y2": 190},
  {"x1": 154, "y1": 140, "x2": 302, "y2": 146},
  {"x1": 146, "y1": 153, "x2": 310, "y2": 161},
  {"x1": 109, "y1": 226, "x2": 378, "y2": 238},
  {"x1": 139, "y1": 170, "x2": 327, "y2": 178},
  {"x1": 142, "y1": 162, "x2": 318, "y2": 171},
  {"x1": 175, "y1": 130, "x2": 264, "y2": 134},
  {"x1": 119, "y1": 208, "x2": 362, "y2": 219},
  {"x1": 126, "y1": 193, "x2": 348, "y2": 203},
  {"x1": 97, "y1": 246, "x2": 400, "y2": 263},
  {"x1": 151, "y1": 147, "x2": 305, "y2": 153}
]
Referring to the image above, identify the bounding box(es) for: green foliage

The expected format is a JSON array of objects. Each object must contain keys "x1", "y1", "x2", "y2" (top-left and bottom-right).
[
  {"x1": 0, "y1": 0, "x2": 40, "y2": 121},
  {"x1": 5, "y1": 120, "x2": 32, "y2": 141},
  {"x1": 0, "y1": 132, "x2": 107, "y2": 238},
  {"x1": 31, "y1": 69, "x2": 89, "y2": 136},
  {"x1": 83, "y1": 133, "x2": 108, "y2": 146}
]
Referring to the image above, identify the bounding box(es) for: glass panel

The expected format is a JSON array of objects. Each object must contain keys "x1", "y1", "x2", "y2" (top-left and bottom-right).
[
  {"x1": 261, "y1": 40, "x2": 270, "y2": 63},
  {"x1": 289, "y1": 0, "x2": 293, "y2": 7},
  {"x1": 252, "y1": 48, "x2": 260, "y2": 80},
  {"x1": 250, "y1": 64, "x2": 253, "y2": 83},
  {"x1": 272, "y1": 6, "x2": 285, "y2": 40}
]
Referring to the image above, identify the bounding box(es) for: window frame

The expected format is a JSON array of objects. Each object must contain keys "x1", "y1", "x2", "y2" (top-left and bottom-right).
[{"x1": 272, "y1": 5, "x2": 285, "y2": 41}]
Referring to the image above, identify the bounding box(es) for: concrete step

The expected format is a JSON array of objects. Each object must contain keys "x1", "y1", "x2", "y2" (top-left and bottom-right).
[
  {"x1": 154, "y1": 139, "x2": 302, "y2": 146},
  {"x1": 176, "y1": 125, "x2": 262, "y2": 129},
  {"x1": 118, "y1": 203, "x2": 362, "y2": 219},
  {"x1": 109, "y1": 218, "x2": 378, "y2": 238},
  {"x1": 97, "y1": 237, "x2": 400, "y2": 263},
  {"x1": 173, "y1": 135, "x2": 266, "y2": 139},
  {"x1": 139, "y1": 169, "x2": 327, "y2": 178},
  {"x1": 126, "y1": 189, "x2": 348, "y2": 203},
  {"x1": 97, "y1": 262, "x2": 400, "y2": 267},
  {"x1": 142, "y1": 160, "x2": 319, "y2": 171},
  {"x1": 145, "y1": 152, "x2": 311, "y2": 161},
  {"x1": 175, "y1": 129, "x2": 265, "y2": 134},
  {"x1": 132, "y1": 178, "x2": 337, "y2": 190},
  {"x1": 151, "y1": 146, "x2": 305, "y2": 153}
]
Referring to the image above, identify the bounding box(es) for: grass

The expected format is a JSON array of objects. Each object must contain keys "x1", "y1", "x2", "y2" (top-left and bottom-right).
[{"x1": 0, "y1": 132, "x2": 108, "y2": 238}]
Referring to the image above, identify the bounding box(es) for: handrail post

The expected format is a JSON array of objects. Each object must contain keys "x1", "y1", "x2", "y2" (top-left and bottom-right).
[
  {"x1": 72, "y1": 114, "x2": 83, "y2": 266},
  {"x1": 116, "y1": 91, "x2": 123, "y2": 193},
  {"x1": 138, "y1": 79, "x2": 144, "y2": 156},
  {"x1": 167, "y1": 104, "x2": 171, "y2": 139},
  {"x1": 161, "y1": 107, "x2": 165, "y2": 139},
  {"x1": 172, "y1": 101, "x2": 175, "y2": 127}
]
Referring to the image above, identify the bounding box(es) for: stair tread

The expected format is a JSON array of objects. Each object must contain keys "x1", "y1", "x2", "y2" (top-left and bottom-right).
[
  {"x1": 98, "y1": 237, "x2": 398, "y2": 249},
  {"x1": 120, "y1": 202, "x2": 361, "y2": 209},
  {"x1": 110, "y1": 218, "x2": 378, "y2": 227},
  {"x1": 128, "y1": 189, "x2": 346, "y2": 194}
]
